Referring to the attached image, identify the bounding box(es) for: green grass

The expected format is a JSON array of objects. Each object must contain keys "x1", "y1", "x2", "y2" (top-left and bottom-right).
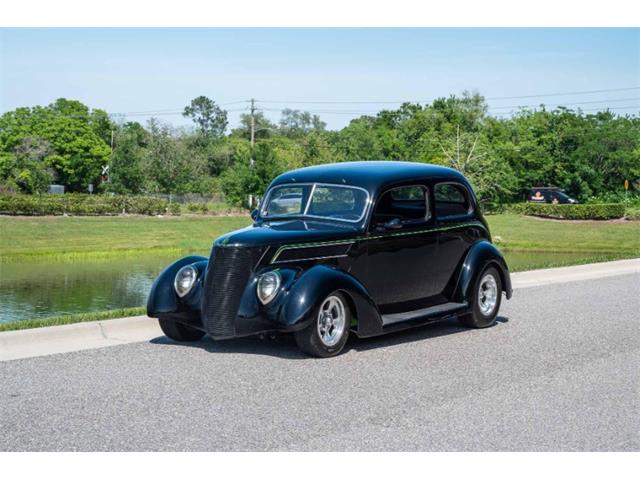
[
  {"x1": 0, "y1": 214, "x2": 251, "y2": 262},
  {"x1": 488, "y1": 213, "x2": 640, "y2": 255},
  {"x1": 2, "y1": 213, "x2": 638, "y2": 261},
  {"x1": 0, "y1": 307, "x2": 146, "y2": 332}
]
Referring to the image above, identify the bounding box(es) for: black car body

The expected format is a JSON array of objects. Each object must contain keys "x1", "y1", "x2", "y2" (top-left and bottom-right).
[
  {"x1": 147, "y1": 161, "x2": 512, "y2": 356},
  {"x1": 528, "y1": 187, "x2": 578, "y2": 204}
]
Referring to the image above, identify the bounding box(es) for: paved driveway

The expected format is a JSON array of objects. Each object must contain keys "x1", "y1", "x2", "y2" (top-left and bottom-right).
[{"x1": 1, "y1": 273, "x2": 638, "y2": 451}]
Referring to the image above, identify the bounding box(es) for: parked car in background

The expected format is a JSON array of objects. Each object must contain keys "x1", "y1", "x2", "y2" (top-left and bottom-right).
[
  {"x1": 528, "y1": 187, "x2": 578, "y2": 204},
  {"x1": 147, "y1": 161, "x2": 512, "y2": 357}
]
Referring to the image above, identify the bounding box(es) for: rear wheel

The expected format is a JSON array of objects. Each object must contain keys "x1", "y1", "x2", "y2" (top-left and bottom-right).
[
  {"x1": 294, "y1": 292, "x2": 350, "y2": 357},
  {"x1": 459, "y1": 266, "x2": 502, "y2": 329},
  {"x1": 159, "y1": 318, "x2": 205, "y2": 342}
]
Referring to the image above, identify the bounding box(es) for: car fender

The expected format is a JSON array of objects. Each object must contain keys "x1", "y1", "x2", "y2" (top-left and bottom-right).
[
  {"x1": 146, "y1": 255, "x2": 208, "y2": 316},
  {"x1": 279, "y1": 265, "x2": 382, "y2": 335},
  {"x1": 452, "y1": 240, "x2": 512, "y2": 304}
]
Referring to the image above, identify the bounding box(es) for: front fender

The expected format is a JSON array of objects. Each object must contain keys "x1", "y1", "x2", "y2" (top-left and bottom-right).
[
  {"x1": 146, "y1": 255, "x2": 208, "y2": 317},
  {"x1": 452, "y1": 240, "x2": 512, "y2": 304},
  {"x1": 279, "y1": 265, "x2": 382, "y2": 335}
]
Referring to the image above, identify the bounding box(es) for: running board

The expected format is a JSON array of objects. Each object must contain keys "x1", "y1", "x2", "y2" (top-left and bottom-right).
[{"x1": 381, "y1": 302, "x2": 468, "y2": 326}]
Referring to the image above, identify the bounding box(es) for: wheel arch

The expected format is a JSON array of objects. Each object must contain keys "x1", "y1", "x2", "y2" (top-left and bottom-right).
[
  {"x1": 452, "y1": 240, "x2": 512, "y2": 304},
  {"x1": 279, "y1": 265, "x2": 382, "y2": 335}
]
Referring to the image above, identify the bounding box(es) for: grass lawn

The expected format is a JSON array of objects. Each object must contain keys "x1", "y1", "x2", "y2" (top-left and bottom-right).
[
  {"x1": 1, "y1": 213, "x2": 638, "y2": 261},
  {"x1": 488, "y1": 214, "x2": 640, "y2": 254},
  {"x1": 0, "y1": 215, "x2": 251, "y2": 261}
]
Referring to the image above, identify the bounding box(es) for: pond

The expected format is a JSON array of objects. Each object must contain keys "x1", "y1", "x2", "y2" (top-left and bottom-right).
[
  {"x1": 0, "y1": 249, "x2": 625, "y2": 325},
  {"x1": 0, "y1": 253, "x2": 190, "y2": 324}
]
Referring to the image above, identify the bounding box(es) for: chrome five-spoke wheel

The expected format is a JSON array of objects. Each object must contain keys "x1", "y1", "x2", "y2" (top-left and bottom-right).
[
  {"x1": 317, "y1": 295, "x2": 347, "y2": 347},
  {"x1": 294, "y1": 291, "x2": 351, "y2": 357}
]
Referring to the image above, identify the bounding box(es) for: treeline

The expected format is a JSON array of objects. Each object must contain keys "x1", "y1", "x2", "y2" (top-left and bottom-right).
[{"x1": 1, "y1": 93, "x2": 638, "y2": 208}]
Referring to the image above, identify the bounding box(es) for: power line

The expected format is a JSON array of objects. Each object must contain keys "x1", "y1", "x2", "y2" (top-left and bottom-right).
[
  {"x1": 255, "y1": 86, "x2": 640, "y2": 105},
  {"x1": 486, "y1": 87, "x2": 640, "y2": 101},
  {"x1": 487, "y1": 97, "x2": 640, "y2": 111}
]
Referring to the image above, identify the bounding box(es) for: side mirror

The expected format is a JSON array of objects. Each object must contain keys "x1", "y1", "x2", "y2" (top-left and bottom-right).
[
  {"x1": 250, "y1": 209, "x2": 259, "y2": 221},
  {"x1": 383, "y1": 218, "x2": 403, "y2": 230}
]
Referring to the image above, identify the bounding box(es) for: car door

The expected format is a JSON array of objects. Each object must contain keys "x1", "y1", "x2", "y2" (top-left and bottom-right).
[
  {"x1": 363, "y1": 184, "x2": 440, "y2": 315},
  {"x1": 433, "y1": 182, "x2": 478, "y2": 296}
]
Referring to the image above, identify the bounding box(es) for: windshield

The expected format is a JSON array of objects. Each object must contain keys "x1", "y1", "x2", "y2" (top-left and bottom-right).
[{"x1": 261, "y1": 183, "x2": 369, "y2": 223}]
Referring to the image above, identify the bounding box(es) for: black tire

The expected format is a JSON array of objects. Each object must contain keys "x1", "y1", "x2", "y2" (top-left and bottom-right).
[
  {"x1": 294, "y1": 291, "x2": 351, "y2": 358},
  {"x1": 159, "y1": 318, "x2": 206, "y2": 342},
  {"x1": 459, "y1": 266, "x2": 502, "y2": 329}
]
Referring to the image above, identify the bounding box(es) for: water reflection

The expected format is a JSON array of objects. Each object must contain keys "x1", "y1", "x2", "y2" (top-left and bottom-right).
[{"x1": 0, "y1": 254, "x2": 191, "y2": 324}]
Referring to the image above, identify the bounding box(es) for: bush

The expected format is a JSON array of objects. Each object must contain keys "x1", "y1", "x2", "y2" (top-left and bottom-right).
[
  {"x1": 508, "y1": 203, "x2": 625, "y2": 220},
  {"x1": 0, "y1": 194, "x2": 169, "y2": 216},
  {"x1": 167, "y1": 202, "x2": 181, "y2": 216},
  {"x1": 185, "y1": 202, "x2": 209, "y2": 214},
  {"x1": 625, "y1": 206, "x2": 640, "y2": 221}
]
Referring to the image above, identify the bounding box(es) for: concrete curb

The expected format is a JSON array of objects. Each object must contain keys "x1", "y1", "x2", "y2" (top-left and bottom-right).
[
  {"x1": 510, "y1": 257, "x2": 639, "y2": 289},
  {"x1": 0, "y1": 316, "x2": 161, "y2": 362},
  {"x1": 1, "y1": 258, "x2": 638, "y2": 362}
]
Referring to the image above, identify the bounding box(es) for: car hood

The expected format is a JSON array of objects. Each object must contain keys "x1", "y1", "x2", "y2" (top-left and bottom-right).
[{"x1": 214, "y1": 219, "x2": 362, "y2": 249}]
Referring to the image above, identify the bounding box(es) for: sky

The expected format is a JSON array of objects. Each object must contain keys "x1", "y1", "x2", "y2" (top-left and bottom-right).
[{"x1": 0, "y1": 28, "x2": 638, "y2": 130}]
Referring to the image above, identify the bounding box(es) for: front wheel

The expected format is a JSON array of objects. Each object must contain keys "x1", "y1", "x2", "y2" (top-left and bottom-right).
[
  {"x1": 159, "y1": 318, "x2": 206, "y2": 342},
  {"x1": 294, "y1": 292, "x2": 351, "y2": 357},
  {"x1": 459, "y1": 266, "x2": 502, "y2": 329}
]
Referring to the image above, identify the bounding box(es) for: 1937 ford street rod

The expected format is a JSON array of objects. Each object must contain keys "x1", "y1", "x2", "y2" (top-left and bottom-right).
[{"x1": 147, "y1": 161, "x2": 512, "y2": 357}]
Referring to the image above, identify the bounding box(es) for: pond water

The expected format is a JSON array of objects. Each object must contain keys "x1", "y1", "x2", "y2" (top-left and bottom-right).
[
  {"x1": 0, "y1": 250, "x2": 624, "y2": 325},
  {"x1": 0, "y1": 253, "x2": 187, "y2": 324}
]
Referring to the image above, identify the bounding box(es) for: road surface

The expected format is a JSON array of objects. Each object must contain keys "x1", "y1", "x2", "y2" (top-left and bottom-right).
[{"x1": 1, "y1": 273, "x2": 638, "y2": 451}]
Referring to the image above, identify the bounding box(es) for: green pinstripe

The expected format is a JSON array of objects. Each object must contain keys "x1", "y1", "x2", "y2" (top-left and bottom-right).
[{"x1": 269, "y1": 221, "x2": 487, "y2": 264}]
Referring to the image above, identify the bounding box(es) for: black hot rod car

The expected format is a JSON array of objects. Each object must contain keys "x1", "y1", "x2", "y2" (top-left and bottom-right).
[{"x1": 147, "y1": 161, "x2": 512, "y2": 357}]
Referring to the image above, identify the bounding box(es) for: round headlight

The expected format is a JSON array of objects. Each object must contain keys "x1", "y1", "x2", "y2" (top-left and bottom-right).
[
  {"x1": 257, "y1": 271, "x2": 281, "y2": 305},
  {"x1": 174, "y1": 265, "x2": 198, "y2": 298}
]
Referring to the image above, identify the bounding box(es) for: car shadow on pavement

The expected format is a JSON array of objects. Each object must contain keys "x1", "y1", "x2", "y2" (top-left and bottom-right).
[{"x1": 150, "y1": 315, "x2": 509, "y2": 359}]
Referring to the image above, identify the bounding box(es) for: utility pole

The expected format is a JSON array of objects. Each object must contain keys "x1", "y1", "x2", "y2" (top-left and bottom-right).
[
  {"x1": 249, "y1": 98, "x2": 256, "y2": 209},
  {"x1": 250, "y1": 98, "x2": 256, "y2": 156}
]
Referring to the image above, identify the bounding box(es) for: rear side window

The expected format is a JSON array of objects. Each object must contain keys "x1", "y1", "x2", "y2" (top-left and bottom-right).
[
  {"x1": 434, "y1": 183, "x2": 472, "y2": 218},
  {"x1": 372, "y1": 185, "x2": 430, "y2": 227}
]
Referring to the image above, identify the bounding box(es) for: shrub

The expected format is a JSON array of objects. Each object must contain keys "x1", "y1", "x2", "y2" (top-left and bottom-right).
[
  {"x1": 625, "y1": 207, "x2": 640, "y2": 221},
  {"x1": 167, "y1": 202, "x2": 182, "y2": 216},
  {"x1": 508, "y1": 203, "x2": 625, "y2": 220},
  {"x1": 0, "y1": 194, "x2": 168, "y2": 216},
  {"x1": 185, "y1": 202, "x2": 201, "y2": 213}
]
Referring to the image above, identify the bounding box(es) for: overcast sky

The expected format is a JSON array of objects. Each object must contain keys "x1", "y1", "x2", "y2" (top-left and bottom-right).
[{"x1": 1, "y1": 28, "x2": 638, "y2": 130}]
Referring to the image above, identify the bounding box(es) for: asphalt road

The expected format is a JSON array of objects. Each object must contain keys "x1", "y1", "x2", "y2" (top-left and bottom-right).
[{"x1": 1, "y1": 273, "x2": 638, "y2": 451}]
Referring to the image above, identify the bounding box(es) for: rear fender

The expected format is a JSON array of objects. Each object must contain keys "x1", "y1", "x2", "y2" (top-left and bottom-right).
[{"x1": 452, "y1": 241, "x2": 512, "y2": 304}]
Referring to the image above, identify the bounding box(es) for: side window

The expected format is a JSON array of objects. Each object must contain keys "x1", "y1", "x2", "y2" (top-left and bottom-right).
[
  {"x1": 434, "y1": 183, "x2": 472, "y2": 219},
  {"x1": 372, "y1": 185, "x2": 430, "y2": 228}
]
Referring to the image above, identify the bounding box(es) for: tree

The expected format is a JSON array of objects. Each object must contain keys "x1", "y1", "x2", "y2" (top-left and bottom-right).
[
  {"x1": 0, "y1": 137, "x2": 54, "y2": 193},
  {"x1": 220, "y1": 143, "x2": 286, "y2": 208},
  {"x1": 231, "y1": 111, "x2": 277, "y2": 140},
  {"x1": 279, "y1": 109, "x2": 327, "y2": 137},
  {"x1": 144, "y1": 119, "x2": 208, "y2": 195},
  {"x1": 182, "y1": 96, "x2": 228, "y2": 138},
  {"x1": 0, "y1": 99, "x2": 113, "y2": 191},
  {"x1": 439, "y1": 125, "x2": 515, "y2": 206},
  {"x1": 106, "y1": 122, "x2": 148, "y2": 194}
]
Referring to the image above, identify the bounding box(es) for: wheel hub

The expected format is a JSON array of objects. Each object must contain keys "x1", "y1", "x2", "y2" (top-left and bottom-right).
[{"x1": 478, "y1": 273, "x2": 498, "y2": 316}]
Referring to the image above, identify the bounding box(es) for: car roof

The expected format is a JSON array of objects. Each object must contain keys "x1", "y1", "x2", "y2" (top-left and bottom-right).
[{"x1": 270, "y1": 161, "x2": 468, "y2": 194}]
